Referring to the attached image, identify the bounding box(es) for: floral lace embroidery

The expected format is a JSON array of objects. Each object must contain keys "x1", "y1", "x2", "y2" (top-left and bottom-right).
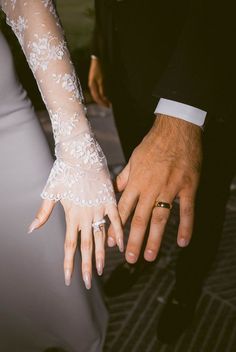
[
  {"x1": 1, "y1": 0, "x2": 116, "y2": 207},
  {"x1": 10, "y1": 0, "x2": 16, "y2": 10},
  {"x1": 6, "y1": 15, "x2": 28, "y2": 45},
  {"x1": 41, "y1": 159, "x2": 115, "y2": 206},
  {"x1": 42, "y1": 0, "x2": 58, "y2": 19},
  {"x1": 52, "y1": 70, "x2": 84, "y2": 102},
  {"x1": 56, "y1": 133, "x2": 105, "y2": 168},
  {"x1": 49, "y1": 109, "x2": 81, "y2": 144},
  {"x1": 27, "y1": 33, "x2": 67, "y2": 72}
]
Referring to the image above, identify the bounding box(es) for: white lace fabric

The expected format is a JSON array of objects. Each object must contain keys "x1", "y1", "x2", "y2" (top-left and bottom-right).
[{"x1": 1, "y1": 0, "x2": 116, "y2": 207}]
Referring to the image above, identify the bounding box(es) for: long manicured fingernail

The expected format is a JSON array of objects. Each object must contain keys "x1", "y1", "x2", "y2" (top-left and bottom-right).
[
  {"x1": 117, "y1": 237, "x2": 124, "y2": 252},
  {"x1": 178, "y1": 238, "x2": 189, "y2": 247},
  {"x1": 83, "y1": 272, "x2": 91, "y2": 290},
  {"x1": 108, "y1": 237, "x2": 116, "y2": 247},
  {"x1": 97, "y1": 260, "x2": 103, "y2": 276},
  {"x1": 65, "y1": 270, "x2": 71, "y2": 286},
  {"x1": 144, "y1": 249, "x2": 155, "y2": 261},
  {"x1": 126, "y1": 252, "x2": 137, "y2": 263},
  {"x1": 28, "y1": 218, "x2": 40, "y2": 234}
]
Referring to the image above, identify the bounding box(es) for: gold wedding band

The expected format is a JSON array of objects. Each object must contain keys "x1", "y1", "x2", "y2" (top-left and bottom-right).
[{"x1": 154, "y1": 201, "x2": 172, "y2": 210}]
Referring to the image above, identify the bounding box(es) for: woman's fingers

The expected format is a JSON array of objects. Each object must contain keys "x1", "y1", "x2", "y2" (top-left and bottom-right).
[
  {"x1": 94, "y1": 227, "x2": 105, "y2": 276},
  {"x1": 93, "y1": 211, "x2": 106, "y2": 276},
  {"x1": 28, "y1": 199, "x2": 55, "y2": 233},
  {"x1": 107, "y1": 205, "x2": 124, "y2": 252},
  {"x1": 80, "y1": 223, "x2": 93, "y2": 290},
  {"x1": 64, "y1": 222, "x2": 79, "y2": 286}
]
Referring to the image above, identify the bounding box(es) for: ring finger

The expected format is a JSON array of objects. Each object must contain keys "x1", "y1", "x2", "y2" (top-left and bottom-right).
[{"x1": 144, "y1": 195, "x2": 174, "y2": 261}]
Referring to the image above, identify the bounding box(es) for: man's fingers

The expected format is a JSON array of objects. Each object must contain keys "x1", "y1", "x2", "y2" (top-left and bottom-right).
[
  {"x1": 177, "y1": 195, "x2": 195, "y2": 247},
  {"x1": 118, "y1": 185, "x2": 138, "y2": 225},
  {"x1": 28, "y1": 199, "x2": 55, "y2": 233},
  {"x1": 80, "y1": 223, "x2": 93, "y2": 290},
  {"x1": 144, "y1": 197, "x2": 173, "y2": 261},
  {"x1": 98, "y1": 81, "x2": 111, "y2": 107},
  {"x1": 64, "y1": 223, "x2": 79, "y2": 286},
  {"x1": 90, "y1": 81, "x2": 108, "y2": 107},
  {"x1": 107, "y1": 183, "x2": 137, "y2": 246},
  {"x1": 126, "y1": 196, "x2": 155, "y2": 264},
  {"x1": 115, "y1": 162, "x2": 130, "y2": 192}
]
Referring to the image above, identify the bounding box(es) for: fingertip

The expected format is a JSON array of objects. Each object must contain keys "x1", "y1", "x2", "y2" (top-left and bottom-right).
[
  {"x1": 28, "y1": 218, "x2": 40, "y2": 234},
  {"x1": 117, "y1": 237, "x2": 124, "y2": 252},
  {"x1": 144, "y1": 249, "x2": 157, "y2": 262},
  {"x1": 64, "y1": 269, "x2": 71, "y2": 286},
  {"x1": 125, "y1": 251, "x2": 138, "y2": 264},
  {"x1": 177, "y1": 237, "x2": 190, "y2": 247},
  {"x1": 107, "y1": 236, "x2": 116, "y2": 247}
]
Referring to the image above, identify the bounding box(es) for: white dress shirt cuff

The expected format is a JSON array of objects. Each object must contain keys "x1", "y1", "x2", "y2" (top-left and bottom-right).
[{"x1": 155, "y1": 98, "x2": 207, "y2": 127}]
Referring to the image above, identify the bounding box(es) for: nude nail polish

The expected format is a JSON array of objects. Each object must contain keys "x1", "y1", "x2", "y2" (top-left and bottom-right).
[
  {"x1": 97, "y1": 260, "x2": 103, "y2": 276},
  {"x1": 65, "y1": 270, "x2": 71, "y2": 286},
  {"x1": 28, "y1": 218, "x2": 40, "y2": 234},
  {"x1": 117, "y1": 237, "x2": 124, "y2": 252},
  {"x1": 108, "y1": 237, "x2": 116, "y2": 247},
  {"x1": 83, "y1": 272, "x2": 91, "y2": 290},
  {"x1": 178, "y1": 238, "x2": 189, "y2": 247}
]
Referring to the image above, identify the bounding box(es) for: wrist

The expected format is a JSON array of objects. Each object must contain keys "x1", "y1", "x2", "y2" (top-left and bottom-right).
[{"x1": 154, "y1": 114, "x2": 202, "y2": 134}]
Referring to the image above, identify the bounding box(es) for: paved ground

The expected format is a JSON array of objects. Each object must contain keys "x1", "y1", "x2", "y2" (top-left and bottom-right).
[{"x1": 39, "y1": 105, "x2": 236, "y2": 352}]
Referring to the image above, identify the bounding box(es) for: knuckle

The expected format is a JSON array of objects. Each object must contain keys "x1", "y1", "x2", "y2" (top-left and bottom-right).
[
  {"x1": 81, "y1": 239, "x2": 92, "y2": 252},
  {"x1": 118, "y1": 203, "x2": 127, "y2": 216},
  {"x1": 132, "y1": 215, "x2": 146, "y2": 227},
  {"x1": 152, "y1": 212, "x2": 168, "y2": 225},
  {"x1": 182, "y1": 204, "x2": 194, "y2": 216},
  {"x1": 64, "y1": 239, "x2": 77, "y2": 250},
  {"x1": 96, "y1": 249, "x2": 104, "y2": 259},
  {"x1": 64, "y1": 261, "x2": 72, "y2": 270},
  {"x1": 37, "y1": 207, "x2": 47, "y2": 221},
  {"x1": 146, "y1": 242, "x2": 157, "y2": 252}
]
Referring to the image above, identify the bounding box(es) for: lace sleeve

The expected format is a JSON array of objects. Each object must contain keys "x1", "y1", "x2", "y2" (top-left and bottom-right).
[{"x1": 1, "y1": 0, "x2": 115, "y2": 207}]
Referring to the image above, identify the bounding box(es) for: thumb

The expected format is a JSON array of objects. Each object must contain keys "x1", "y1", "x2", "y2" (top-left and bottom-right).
[
  {"x1": 115, "y1": 162, "x2": 130, "y2": 192},
  {"x1": 28, "y1": 199, "x2": 55, "y2": 234}
]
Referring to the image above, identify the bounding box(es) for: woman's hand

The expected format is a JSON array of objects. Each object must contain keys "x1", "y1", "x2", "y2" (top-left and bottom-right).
[
  {"x1": 28, "y1": 130, "x2": 123, "y2": 290},
  {"x1": 28, "y1": 196, "x2": 123, "y2": 289}
]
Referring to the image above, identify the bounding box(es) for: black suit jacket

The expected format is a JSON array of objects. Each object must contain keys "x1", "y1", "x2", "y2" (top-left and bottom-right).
[{"x1": 93, "y1": 0, "x2": 235, "y2": 121}]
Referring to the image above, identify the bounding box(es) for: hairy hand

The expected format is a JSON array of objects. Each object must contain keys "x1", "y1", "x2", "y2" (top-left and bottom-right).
[{"x1": 108, "y1": 114, "x2": 202, "y2": 263}]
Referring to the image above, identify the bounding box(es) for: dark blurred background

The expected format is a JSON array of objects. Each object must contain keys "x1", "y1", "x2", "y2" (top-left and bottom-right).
[{"x1": 1, "y1": 2, "x2": 236, "y2": 352}]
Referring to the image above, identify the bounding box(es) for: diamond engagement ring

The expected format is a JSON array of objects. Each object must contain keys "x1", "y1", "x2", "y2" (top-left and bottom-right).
[{"x1": 92, "y1": 219, "x2": 106, "y2": 232}]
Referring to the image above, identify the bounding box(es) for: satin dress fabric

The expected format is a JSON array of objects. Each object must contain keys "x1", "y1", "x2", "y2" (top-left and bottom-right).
[{"x1": 0, "y1": 31, "x2": 108, "y2": 352}]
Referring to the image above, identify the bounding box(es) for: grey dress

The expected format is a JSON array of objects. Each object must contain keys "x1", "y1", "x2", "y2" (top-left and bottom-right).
[{"x1": 0, "y1": 19, "x2": 107, "y2": 352}]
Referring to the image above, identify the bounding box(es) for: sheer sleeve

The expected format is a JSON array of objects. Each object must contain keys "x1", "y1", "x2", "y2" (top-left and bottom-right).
[{"x1": 1, "y1": 0, "x2": 115, "y2": 207}]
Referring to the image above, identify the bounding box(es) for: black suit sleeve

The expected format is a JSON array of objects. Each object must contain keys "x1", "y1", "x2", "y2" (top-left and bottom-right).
[
  {"x1": 153, "y1": 1, "x2": 235, "y2": 120},
  {"x1": 91, "y1": 0, "x2": 102, "y2": 58}
]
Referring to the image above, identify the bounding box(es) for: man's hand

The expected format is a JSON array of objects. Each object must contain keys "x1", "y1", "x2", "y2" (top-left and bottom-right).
[
  {"x1": 108, "y1": 114, "x2": 202, "y2": 263},
  {"x1": 88, "y1": 57, "x2": 111, "y2": 107}
]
